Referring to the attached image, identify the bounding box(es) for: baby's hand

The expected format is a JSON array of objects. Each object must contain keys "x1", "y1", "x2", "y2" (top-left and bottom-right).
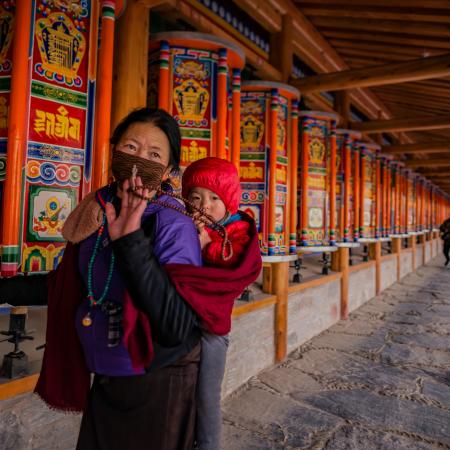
[{"x1": 198, "y1": 226, "x2": 212, "y2": 249}]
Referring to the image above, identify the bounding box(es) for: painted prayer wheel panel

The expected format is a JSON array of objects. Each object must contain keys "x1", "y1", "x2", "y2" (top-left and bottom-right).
[
  {"x1": 358, "y1": 143, "x2": 378, "y2": 240},
  {"x1": 239, "y1": 81, "x2": 299, "y2": 255},
  {"x1": 1, "y1": 2, "x2": 96, "y2": 274},
  {"x1": 406, "y1": 171, "x2": 416, "y2": 234},
  {"x1": 147, "y1": 32, "x2": 245, "y2": 188},
  {"x1": 335, "y1": 129, "x2": 361, "y2": 243},
  {"x1": 298, "y1": 111, "x2": 338, "y2": 247}
]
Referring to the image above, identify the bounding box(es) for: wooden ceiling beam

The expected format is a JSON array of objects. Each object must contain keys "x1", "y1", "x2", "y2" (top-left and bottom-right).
[
  {"x1": 232, "y1": 0, "x2": 282, "y2": 33},
  {"x1": 382, "y1": 142, "x2": 450, "y2": 154},
  {"x1": 336, "y1": 47, "x2": 419, "y2": 62},
  {"x1": 290, "y1": 53, "x2": 450, "y2": 93},
  {"x1": 301, "y1": 6, "x2": 450, "y2": 24},
  {"x1": 293, "y1": 0, "x2": 450, "y2": 9},
  {"x1": 406, "y1": 158, "x2": 450, "y2": 168},
  {"x1": 322, "y1": 29, "x2": 450, "y2": 51},
  {"x1": 351, "y1": 115, "x2": 450, "y2": 133},
  {"x1": 309, "y1": 17, "x2": 450, "y2": 38}
]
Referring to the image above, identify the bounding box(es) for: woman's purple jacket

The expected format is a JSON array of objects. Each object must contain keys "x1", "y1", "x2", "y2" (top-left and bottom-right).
[{"x1": 75, "y1": 187, "x2": 202, "y2": 376}]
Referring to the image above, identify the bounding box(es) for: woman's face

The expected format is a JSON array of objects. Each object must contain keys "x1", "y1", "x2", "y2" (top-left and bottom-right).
[
  {"x1": 188, "y1": 187, "x2": 227, "y2": 222},
  {"x1": 115, "y1": 122, "x2": 172, "y2": 179}
]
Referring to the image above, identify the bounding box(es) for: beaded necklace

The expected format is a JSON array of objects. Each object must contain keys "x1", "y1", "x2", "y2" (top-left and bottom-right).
[{"x1": 82, "y1": 207, "x2": 115, "y2": 327}]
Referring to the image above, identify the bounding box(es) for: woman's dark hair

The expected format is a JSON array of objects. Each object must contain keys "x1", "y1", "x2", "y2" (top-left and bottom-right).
[{"x1": 110, "y1": 108, "x2": 181, "y2": 171}]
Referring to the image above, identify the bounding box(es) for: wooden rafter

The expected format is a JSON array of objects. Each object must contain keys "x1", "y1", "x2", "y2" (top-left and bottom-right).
[
  {"x1": 290, "y1": 53, "x2": 450, "y2": 93},
  {"x1": 351, "y1": 115, "x2": 450, "y2": 133},
  {"x1": 382, "y1": 142, "x2": 450, "y2": 155},
  {"x1": 406, "y1": 158, "x2": 450, "y2": 168}
]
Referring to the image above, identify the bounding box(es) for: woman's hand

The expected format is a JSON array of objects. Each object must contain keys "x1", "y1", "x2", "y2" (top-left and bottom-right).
[{"x1": 105, "y1": 176, "x2": 155, "y2": 241}]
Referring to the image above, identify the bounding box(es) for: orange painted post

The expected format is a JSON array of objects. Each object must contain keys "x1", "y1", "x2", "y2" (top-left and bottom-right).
[
  {"x1": 231, "y1": 69, "x2": 241, "y2": 170},
  {"x1": 375, "y1": 152, "x2": 381, "y2": 238},
  {"x1": 92, "y1": 2, "x2": 116, "y2": 190},
  {"x1": 386, "y1": 160, "x2": 392, "y2": 237},
  {"x1": 415, "y1": 175, "x2": 421, "y2": 233},
  {"x1": 300, "y1": 127, "x2": 309, "y2": 246},
  {"x1": 394, "y1": 164, "x2": 400, "y2": 235},
  {"x1": 289, "y1": 100, "x2": 299, "y2": 254},
  {"x1": 329, "y1": 122, "x2": 337, "y2": 245},
  {"x1": 157, "y1": 41, "x2": 170, "y2": 112},
  {"x1": 1, "y1": 2, "x2": 33, "y2": 276},
  {"x1": 268, "y1": 90, "x2": 279, "y2": 254},
  {"x1": 353, "y1": 145, "x2": 360, "y2": 241},
  {"x1": 217, "y1": 49, "x2": 228, "y2": 159},
  {"x1": 343, "y1": 137, "x2": 351, "y2": 242},
  {"x1": 359, "y1": 149, "x2": 366, "y2": 239},
  {"x1": 404, "y1": 169, "x2": 410, "y2": 237}
]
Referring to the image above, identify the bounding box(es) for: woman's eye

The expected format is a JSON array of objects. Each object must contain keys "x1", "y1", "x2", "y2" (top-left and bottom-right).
[
  {"x1": 151, "y1": 152, "x2": 161, "y2": 159},
  {"x1": 123, "y1": 143, "x2": 136, "y2": 151}
]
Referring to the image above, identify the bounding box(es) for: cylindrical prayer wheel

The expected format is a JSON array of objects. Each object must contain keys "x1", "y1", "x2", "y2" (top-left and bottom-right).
[
  {"x1": 147, "y1": 32, "x2": 245, "y2": 179},
  {"x1": 357, "y1": 142, "x2": 380, "y2": 241},
  {"x1": 380, "y1": 154, "x2": 393, "y2": 238},
  {"x1": 298, "y1": 111, "x2": 339, "y2": 248},
  {"x1": 405, "y1": 169, "x2": 417, "y2": 235},
  {"x1": 335, "y1": 129, "x2": 361, "y2": 244},
  {"x1": 239, "y1": 81, "x2": 300, "y2": 255}
]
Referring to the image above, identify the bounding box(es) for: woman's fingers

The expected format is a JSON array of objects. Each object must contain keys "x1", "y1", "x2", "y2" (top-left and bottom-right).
[{"x1": 104, "y1": 202, "x2": 116, "y2": 226}]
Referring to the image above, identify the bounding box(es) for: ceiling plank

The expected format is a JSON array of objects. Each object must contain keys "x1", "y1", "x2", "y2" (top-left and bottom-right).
[
  {"x1": 309, "y1": 17, "x2": 450, "y2": 38},
  {"x1": 290, "y1": 53, "x2": 450, "y2": 93},
  {"x1": 382, "y1": 142, "x2": 450, "y2": 154},
  {"x1": 350, "y1": 115, "x2": 450, "y2": 133},
  {"x1": 406, "y1": 158, "x2": 450, "y2": 168},
  {"x1": 293, "y1": 0, "x2": 450, "y2": 9}
]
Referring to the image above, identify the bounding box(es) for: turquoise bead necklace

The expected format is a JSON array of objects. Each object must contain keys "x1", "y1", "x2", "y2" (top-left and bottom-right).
[{"x1": 82, "y1": 214, "x2": 115, "y2": 327}]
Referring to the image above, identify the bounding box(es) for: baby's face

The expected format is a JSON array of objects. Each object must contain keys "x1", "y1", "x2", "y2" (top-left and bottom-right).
[{"x1": 188, "y1": 187, "x2": 227, "y2": 222}]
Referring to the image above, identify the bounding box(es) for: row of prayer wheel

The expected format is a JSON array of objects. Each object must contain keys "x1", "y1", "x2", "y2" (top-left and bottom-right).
[
  {"x1": 147, "y1": 32, "x2": 449, "y2": 256},
  {"x1": 3, "y1": 24, "x2": 450, "y2": 274}
]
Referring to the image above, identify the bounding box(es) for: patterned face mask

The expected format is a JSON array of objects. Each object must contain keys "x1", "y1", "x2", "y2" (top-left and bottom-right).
[{"x1": 111, "y1": 151, "x2": 167, "y2": 189}]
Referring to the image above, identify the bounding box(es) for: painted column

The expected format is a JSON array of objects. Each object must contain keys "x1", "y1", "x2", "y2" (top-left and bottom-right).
[
  {"x1": 239, "y1": 81, "x2": 299, "y2": 255},
  {"x1": 231, "y1": 68, "x2": 241, "y2": 170},
  {"x1": 157, "y1": 41, "x2": 170, "y2": 112},
  {"x1": 92, "y1": 1, "x2": 116, "y2": 190},
  {"x1": 329, "y1": 121, "x2": 337, "y2": 245},
  {"x1": 386, "y1": 159, "x2": 392, "y2": 237},
  {"x1": 353, "y1": 144, "x2": 360, "y2": 241},
  {"x1": 359, "y1": 147, "x2": 366, "y2": 239},
  {"x1": 216, "y1": 49, "x2": 228, "y2": 159},
  {"x1": 289, "y1": 100, "x2": 299, "y2": 254},
  {"x1": 1, "y1": 1, "x2": 32, "y2": 276}
]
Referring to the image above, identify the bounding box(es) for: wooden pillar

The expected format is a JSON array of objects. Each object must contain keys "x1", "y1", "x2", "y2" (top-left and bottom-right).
[
  {"x1": 386, "y1": 161, "x2": 392, "y2": 236},
  {"x1": 262, "y1": 264, "x2": 272, "y2": 293},
  {"x1": 157, "y1": 40, "x2": 170, "y2": 112},
  {"x1": 335, "y1": 91, "x2": 350, "y2": 128},
  {"x1": 269, "y1": 15, "x2": 293, "y2": 82},
  {"x1": 329, "y1": 122, "x2": 337, "y2": 245},
  {"x1": 289, "y1": 100, "x2": 299, "y2": 254},
  {"x1": 92, "y1": 2, "x2": 117, "y2": 190},
  {"x1": 1, "y1": 1, "x2": 33, "y2": 276},
  {"x1": 111, "y1": 0, "x2": 149, "y2": 131},
  {"x1": 409, "y1": 235, "x2": 416, "y2": 270},
  {"x1": 272, "y1": 262, "x2": 289, "y2": 362},
  {"x1": 394, "y1": 164, "x2": 400, "y2": 234},
  {"x1": 217, "y1": 49, "x2": 228, "y2": 159},
  {"x1": 369, "y1": 242, "x2": 382, "y2": 294},
  {"x1": 268, "y1": 90, "x2": 279, "y2": 254},
  {"x1": 392, "y1": 237, "x2": 402, "y2": 281},
  {"x1": 231, "y1": 69, "x2": 241, "y2": 169},
  {"x1": 339, "y1": 247, "x2": 350, "y2": 319}
]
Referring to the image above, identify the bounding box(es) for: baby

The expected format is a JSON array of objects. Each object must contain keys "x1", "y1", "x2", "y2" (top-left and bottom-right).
[{"x1": 182, "y1": 157, "x2": 252, "y2": 450}]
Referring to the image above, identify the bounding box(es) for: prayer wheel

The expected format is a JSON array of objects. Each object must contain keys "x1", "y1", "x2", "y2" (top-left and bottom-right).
[
  {"x1": 239, "y1": 81, "x2": 300, "y2": 256},
  {"x1": 357, "y1": 142, "x2": 380, "y2": 241},
  {"x1": 147, "y1": 32, "x2": 245, "y2": 182},
  {"x1": 380, "y1": 154, "x2": 393, "y2": 239},
  {"x1": 0, "y1": 2, "x2": 99, "y2": 275},
  {"x1": 335, "y1": 129, "x2": 361, "y2": 245},
  {"x1": 405, "y1": 169, "x2": 417, "y2": 235},
  {"x1": 298, "y1": 111, "x2": 338, "y2": 249}
]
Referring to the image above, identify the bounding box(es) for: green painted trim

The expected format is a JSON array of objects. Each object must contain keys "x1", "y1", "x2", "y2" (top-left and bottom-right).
[{"x1": 31, "y1": 80, "x2": 87, "y2": 107}]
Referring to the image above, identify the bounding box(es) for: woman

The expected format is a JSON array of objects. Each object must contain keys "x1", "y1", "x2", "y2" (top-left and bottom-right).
[{"x1": 0, "y1": 108, "x2": 203, "y2": 450}]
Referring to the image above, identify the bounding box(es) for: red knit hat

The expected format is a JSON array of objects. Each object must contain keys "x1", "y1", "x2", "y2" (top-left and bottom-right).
[{"x1": 182, "y1": 157, "x2": 241, "y2": 214}]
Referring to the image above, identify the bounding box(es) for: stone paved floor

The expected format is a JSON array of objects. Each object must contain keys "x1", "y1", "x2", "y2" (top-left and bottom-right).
[
  {"x1": 1, "y1": 256, "x2": 449, "y2": 449},
  {"x1": 221, "y1": 256, "x2": 450, "y2": 450}
]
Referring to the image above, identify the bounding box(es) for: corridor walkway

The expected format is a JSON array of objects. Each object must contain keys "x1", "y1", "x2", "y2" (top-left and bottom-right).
[{"x1": 221, "y1": 256, "x2": 450, "y2": 450}]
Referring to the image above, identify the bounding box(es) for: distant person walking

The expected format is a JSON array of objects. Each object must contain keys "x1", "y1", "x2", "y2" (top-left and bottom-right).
[{"x1": 439, "y1": 217, "x2": 450, "y2": 266}]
